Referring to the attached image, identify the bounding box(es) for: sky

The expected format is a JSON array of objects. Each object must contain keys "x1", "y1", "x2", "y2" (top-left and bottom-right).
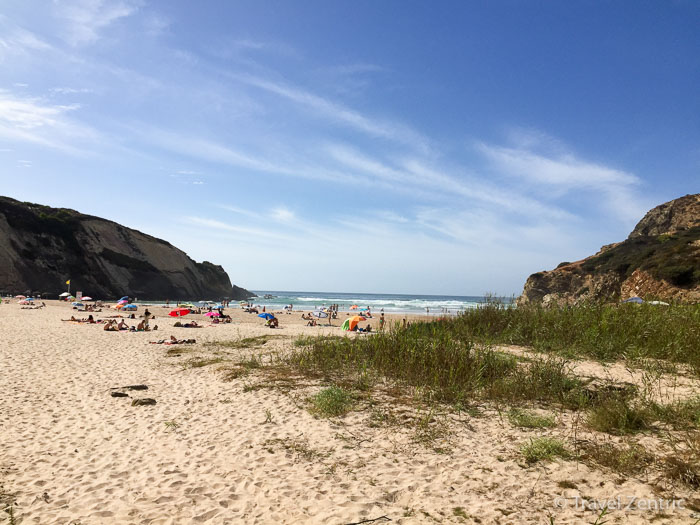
[{"x1": 1, "y1": 1, "x2": 698, "y2": 296}]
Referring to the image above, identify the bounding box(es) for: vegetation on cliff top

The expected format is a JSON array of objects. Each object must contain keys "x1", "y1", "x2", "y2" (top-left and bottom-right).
[{"x1": 580, "y1": 226, "x2": 700, "y2": 287}]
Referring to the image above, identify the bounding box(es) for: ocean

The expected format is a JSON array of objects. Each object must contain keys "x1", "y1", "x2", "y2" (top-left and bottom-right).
[{"x1": 246, "y1": 291, "x2": 509, "y2": 315}]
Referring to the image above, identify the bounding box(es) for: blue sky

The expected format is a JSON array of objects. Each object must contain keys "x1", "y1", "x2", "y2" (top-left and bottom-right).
[{"x1": 1, "y1": 1, "x2": 698, "y2": 295}]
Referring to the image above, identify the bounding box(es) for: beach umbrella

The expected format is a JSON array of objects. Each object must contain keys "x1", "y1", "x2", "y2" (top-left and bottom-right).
[
  {"x1": 179, "y1": 303, "x2": 195, "y2": 309},
  {"x1": 169, "y1": 308, "x2": 190, "y2": 317},
  {"x1": 622, "y1": 297, "x2": 643, "y2": 304},
  {"x1": 119, "y1": 296, "x2": 129, "y2": 301},
  {"x1": 258, "y1": 313, "x2": 274, "y2": 320},
  {"x1": 25, "y1": 297, "x2": 34, "y2": 302},
  {"x1": 122, "y1": 304, "x2": 137, "y2": 311},
  {"x1": 349, "y1": 305, "x2": 358, "y2": 310},
  {"x1": 59, "y1": 292, "x2": 70, "y2": 297},
  {"x1": 15, "y1": 295, "x2": 26, "y2": 299},
  {"x1": 204, "y1": 311, "x2": 220, "y2": 317},
  {"x1": 81, "y1": 296, "x2": 93, "y2": 301},
  {"x1": 117, "y1": 299, "x2": 128, "y2": 305},
  {"x1": 71, "y1": 302, "x2": 83, "y2": 306},
  {"x1": 115, "y1": 304, "x2": 125, "y2": 309},
  {"x1": 343, "y1": 315, "x2": 367, "y2": 331}
]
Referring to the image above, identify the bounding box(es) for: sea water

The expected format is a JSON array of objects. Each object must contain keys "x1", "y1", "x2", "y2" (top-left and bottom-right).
[{"x1": 247, "y1": 291, "x2": 511, "y2": 315}]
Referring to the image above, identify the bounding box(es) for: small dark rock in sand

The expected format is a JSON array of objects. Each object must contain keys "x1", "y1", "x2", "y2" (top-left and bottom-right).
[
  {"x1": 110, "y1": 392, "x2": 129, "y2": 398},
  {"x1": 122, "y1": 384, "x2": 148, "y2": 391},
  {"x1": 132, "y1": 398, "x2": 157, "y2": 406}
]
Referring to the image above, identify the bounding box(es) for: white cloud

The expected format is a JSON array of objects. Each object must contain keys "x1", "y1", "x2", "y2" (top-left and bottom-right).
[
  {"x1": 476, "y1": 139, "x2": 648, "y2": 223},
  {"x1": 0, "y1": 25, "x2": 53, "y2": 61},
  {"x1": 234, "y1": 73, "x2": 430, "y2": 151},
  {"x1": 478, "y1": 142, "x2": 639, "y2": 191},
  {"x1": 50, "y1": 87, "x2": 93, "y2": 95},
  {"x1": 270, "y1": 207, "x2": 295, "y2": 222},
  {"x1": 53, "y1": 0, "x2": 139, "y2": 46},
  {"x1": 0, "y1": 90, "x2": 98, "y2": 152}
]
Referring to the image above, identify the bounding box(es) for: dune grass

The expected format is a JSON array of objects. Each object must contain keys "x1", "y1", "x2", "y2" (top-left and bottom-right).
[
  {"x1": 507, "y1": 409, "x2": 556, "y2": 429},
  {"x1": 521, "y1": 437, "x2": 569, "y2": 464},
  {"x1": 455, "y1": 301, "x2": 700, "y2": 373},
  {"x1": 286, "y1": 303, "x2": 699, "y2": 438},
  {"x1": 309, "y1": 386, "x2": 354, "y2": 418}
]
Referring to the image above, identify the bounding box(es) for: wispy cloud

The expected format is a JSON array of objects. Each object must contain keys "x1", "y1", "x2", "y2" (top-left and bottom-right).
[
  {"x1": 0, "y1": 24, "x2": 53, "y2": 61},
  {"x1": 53, "y1": 0, "x2": 139, "y2": 46},
  {"x1": 476, "y1": 138, "x2": 648, "y2": 223},
  {"x1": 0, "y1": 89, "x2": 98, "y2": 153},
  {"x1": 50, "y1": 87, "x2": 93, "y2": 95},
  {"x1": 234, "y1": 73, "x2": 430, "y2": 151}
]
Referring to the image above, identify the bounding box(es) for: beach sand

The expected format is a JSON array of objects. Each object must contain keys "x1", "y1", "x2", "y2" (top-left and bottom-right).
[{"x1": 1, "y1": 301, "x2": 697, "y2": 524}]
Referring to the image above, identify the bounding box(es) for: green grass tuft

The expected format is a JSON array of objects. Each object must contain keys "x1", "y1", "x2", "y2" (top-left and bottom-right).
[
  {"x1": 309, "y1": 386, "x2": 354, "y2": 418},
  {"x1": 508, "y1": 408, "x2": 556, "y2": 429},
  {"x1": 521, "y1": 437, "x2": 569, "y2": 464}
]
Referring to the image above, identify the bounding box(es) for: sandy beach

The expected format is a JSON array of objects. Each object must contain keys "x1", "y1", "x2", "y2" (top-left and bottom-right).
[{"x1": 1, "y1": 300, "x2": 698, "y2": 524}]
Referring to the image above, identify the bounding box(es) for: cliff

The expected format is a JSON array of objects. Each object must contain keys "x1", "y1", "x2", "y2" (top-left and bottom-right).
[
  {"x1": 0, "y1": 197, "x2": 254, "y2": 300},
  {"x1": 518, "y1": 194, "x2": 700, "y2": 306}
]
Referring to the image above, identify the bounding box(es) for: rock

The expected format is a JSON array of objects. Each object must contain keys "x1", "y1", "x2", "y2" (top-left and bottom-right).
[
  {"x1": 518, "y1": 194, "x2": 700, "y2": 305},
  {"x1": 132, "y1": 398, "x2": 157, "y2": 406},
  {"x1": 628, "y1": 193, "x2": 700, "y2": 238},
  {"x1": 110, "y1": 392, "x2": 129, "y2": 398},
  {"x1": 0, "y1": 196, "x2": 255, "y2": 300},
  {"x1": 122, "y1": 384, "x2": 148, "y2": 391}
]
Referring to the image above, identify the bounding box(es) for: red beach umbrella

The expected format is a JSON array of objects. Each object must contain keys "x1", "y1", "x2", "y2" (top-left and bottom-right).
[{"x1": 169, "y1": 308, "x2": 190, "y2": 318}]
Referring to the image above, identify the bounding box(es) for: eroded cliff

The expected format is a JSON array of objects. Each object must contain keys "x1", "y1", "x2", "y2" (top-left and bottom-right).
[{"x1": 0, "y1": 197, "x2": 253, "y2": 300}]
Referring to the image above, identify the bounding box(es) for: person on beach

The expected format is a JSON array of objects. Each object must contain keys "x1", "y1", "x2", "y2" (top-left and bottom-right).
[
  {"x1": 379, "y1": 313, "x2": 385, "y2": 331},
  {"x1": 117, "y1": 320, "x2": 129, "y2": 330}
]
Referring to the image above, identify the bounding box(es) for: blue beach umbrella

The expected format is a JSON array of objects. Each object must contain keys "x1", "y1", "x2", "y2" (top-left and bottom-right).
[
  {"x1": 71, "y1": 302, "x2": 84, "y2": 307},
  {"x1": 622, "y1": 297, "x2": 643, "y2": 304},
  {"x1": 119, "y1": 296, "x2": 129, "y2": 302},
  {"x1": 122, "y1": 304, "x2": 138, "y2": 311},
  {"x1": 258, "y1": 313, "x2": 274, "y2": 320}
]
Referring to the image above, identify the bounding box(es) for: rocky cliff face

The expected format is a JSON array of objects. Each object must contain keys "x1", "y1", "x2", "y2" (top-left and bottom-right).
[
  {"x1": 518, "y1": 194, "x2": 700, "y2": 306},
  {"x1": 0, "y1": 197, "x2": 254, "y2": 300}
]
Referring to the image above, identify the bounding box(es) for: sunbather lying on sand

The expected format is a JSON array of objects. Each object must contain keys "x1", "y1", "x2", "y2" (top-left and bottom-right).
[
  {"x1": 150, "y1": 336, "x2": 196, "y2": 345},
  {"x1": 104, "y1": 320, "x2": 118, "y2": 331}
]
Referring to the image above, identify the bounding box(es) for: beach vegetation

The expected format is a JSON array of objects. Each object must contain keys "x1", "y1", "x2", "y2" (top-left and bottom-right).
[
  {"x1": 520, "y1": 437, "x2": 569, "y2": 463},
  {"x1": 455, "y1": 300, "x2": 700, "y2": 374},
  {"x1": 309, "y1": 386, "x2": 354, "y2": 418},
  {"x1": 664, "y1": 456, "x2": 700, "y2": 488},
  {"x1": 579, "y1": 441, "x2": 654, "y2": 475},
  {"x1": 586, "y1": 395, "x2": 650, "y2": 435},
  {"x1": 507, "y1": 408, "x2": 556, "y2": 429},
  {"x1": 206, "y1": 335, "x2": 283, "y2": 349},
  {"x1": 185, "y1": 356, "x2": 224, "y2": 368}
]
